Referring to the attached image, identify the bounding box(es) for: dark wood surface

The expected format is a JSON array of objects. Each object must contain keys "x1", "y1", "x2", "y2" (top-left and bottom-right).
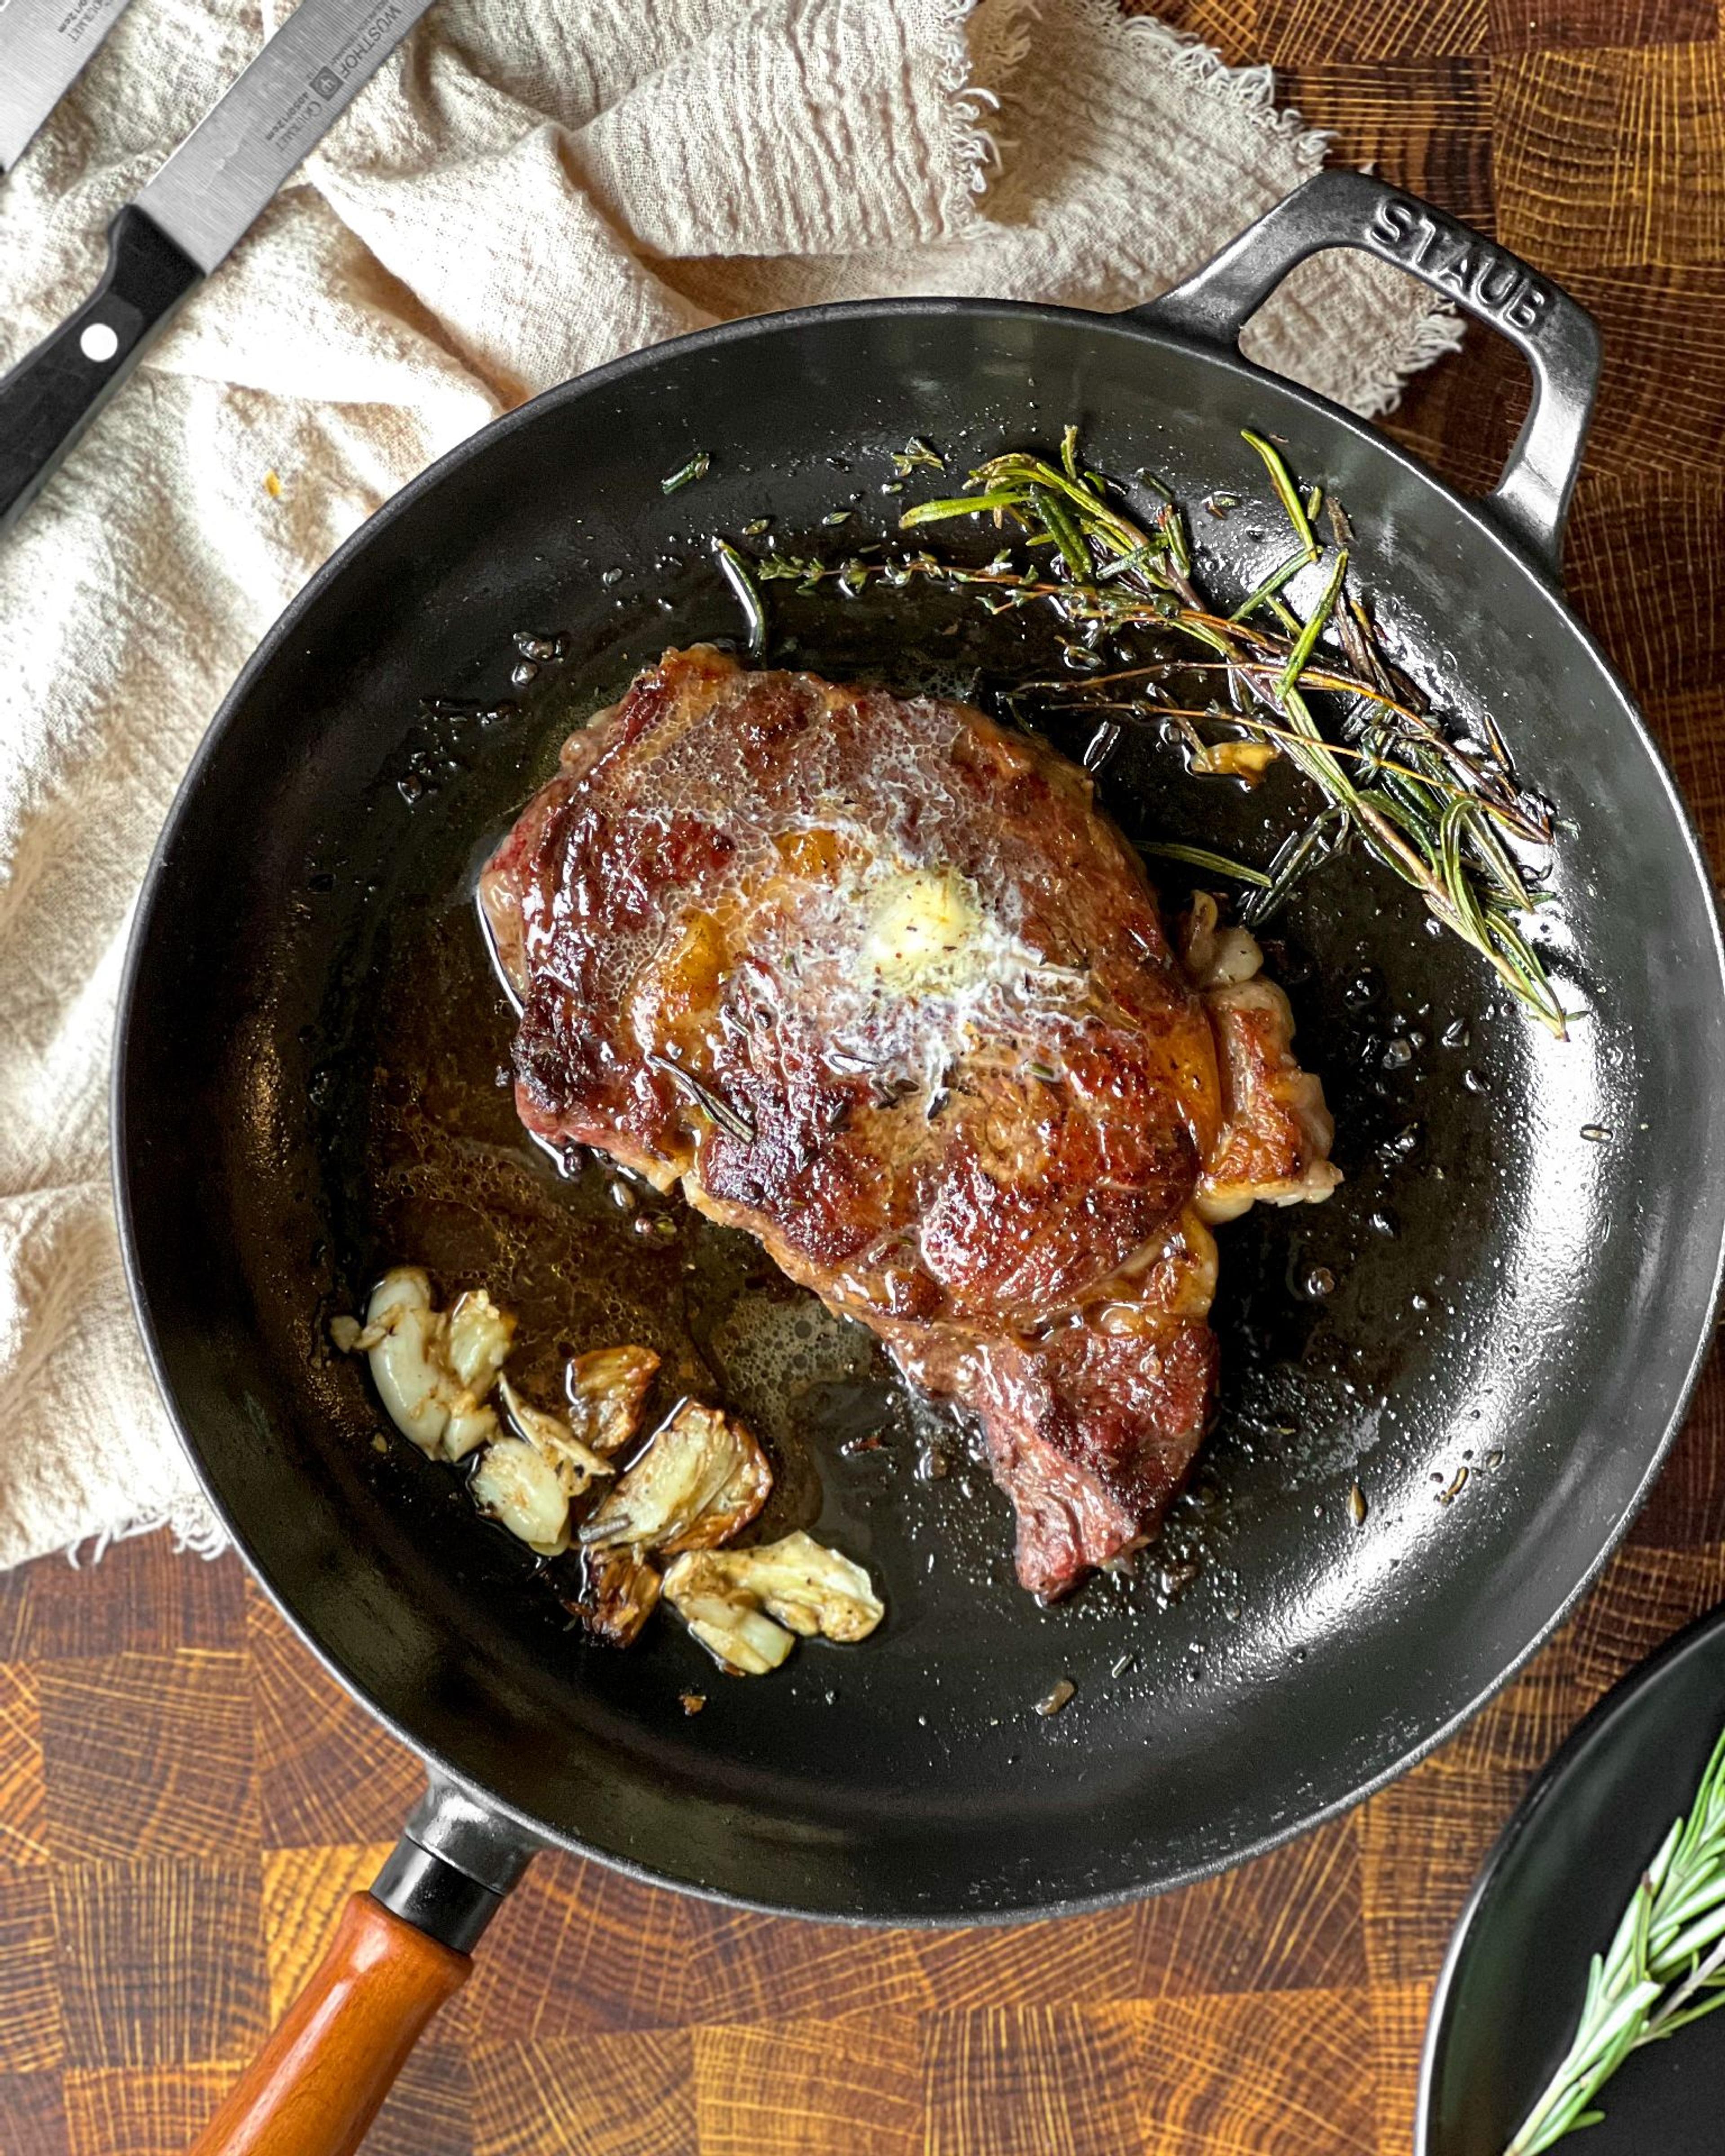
[{"x1": 6, "y1": 5, "x2": 1725, "y2": 2149}]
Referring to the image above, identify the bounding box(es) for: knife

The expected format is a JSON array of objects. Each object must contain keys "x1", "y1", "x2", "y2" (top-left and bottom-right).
[
  {"x1": 0, "y1": 0, "x2": 140, "y2": 173},
  {"x1": 0, "y1": 0, "x2": 435, "y2": 535}
]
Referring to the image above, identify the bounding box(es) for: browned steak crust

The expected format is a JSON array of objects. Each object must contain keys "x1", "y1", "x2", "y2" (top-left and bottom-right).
[{"x1": 482, "y1": 646, "x2": 1333, "y2": 1596}]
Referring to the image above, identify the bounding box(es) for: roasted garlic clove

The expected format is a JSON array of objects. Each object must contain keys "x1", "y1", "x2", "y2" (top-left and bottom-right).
[
  {"x1": 567, "y1": 1544, "x2": 663, "y2": 1648},
  {"x1": 331, "y1": 1269, "x2": 510, "y2": 1461},
  {"x1": 580, "y1": 1401, "x2": 770, "y2": 1555},
  {"x1": 471, "y1": 1436, "x2": 570, "y2": 1556},
  {"x1": 362, "y1": 1269, "x2": 456, "y2": 1455},
  {"x1": 499, "y1": 1376, "x2": 613, "y2": 1497},
  {"x1": 1179, "y1": 890, "x2": 1265, "y2": 991},
  {"x1": 447, "y1": 1289, "x2": 516, "y2": 1392},
  {"x1": 691, "y1": 1530, "x2": 885, "y2": 1641},
  {"x1": 441, "y1": 1404, "x2": 500, "y2": 1463},
  {"x1": 662, "y1": 1533, "x2": 883, "y2": 1674},
  {"x1": 566, "y1": 1344, "x2": 660, "y2": 1454},
  {"x1": 663, "y1": 1561, "x2": 796, "y2": 1675}
]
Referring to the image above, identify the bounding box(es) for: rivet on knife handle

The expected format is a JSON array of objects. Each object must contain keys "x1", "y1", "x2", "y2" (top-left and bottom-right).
[{"x1": 0, "y1": 206, "x2": 201, "y2": 534}]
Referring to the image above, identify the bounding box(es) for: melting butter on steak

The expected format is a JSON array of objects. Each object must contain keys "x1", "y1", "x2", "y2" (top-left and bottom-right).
[{"x1": 481, "y1": 647, "x2": 1337, "y2": 1598}]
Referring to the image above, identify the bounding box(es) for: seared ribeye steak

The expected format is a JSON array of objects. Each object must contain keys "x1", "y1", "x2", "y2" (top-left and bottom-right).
[{"x1": 482, "y1": 647, "x2": 1336, "y2": 1596}]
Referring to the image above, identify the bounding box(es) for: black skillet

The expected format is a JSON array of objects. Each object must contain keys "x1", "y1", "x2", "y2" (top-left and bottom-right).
[
  {"x1": 114, "y1": 170, "x2": 1725, "y2": 2152},
  {"x1": 1419, "y1": 1603, "x2": 1725, "y2": 2154}
]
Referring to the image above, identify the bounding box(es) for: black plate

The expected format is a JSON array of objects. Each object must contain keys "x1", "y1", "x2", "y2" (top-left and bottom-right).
[{"x1": 1420, "y1": 1600, "x2": 1725, "y2": 2153}]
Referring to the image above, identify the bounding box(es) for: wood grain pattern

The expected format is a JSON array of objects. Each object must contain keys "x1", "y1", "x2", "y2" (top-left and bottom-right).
[
  {"x1": 6, "y1": 12, "x2": 1725, "y2": 2149},
  {"x1": 696, "y1": 2018, "x2": 924, "y2": 2156},
  {"x1": 64, "y1": 2070, "x2": 242, "y2": 2156},
  {"x1": 37, "y1": 1652, "x2": 257, "y2": 1864},
  {"x1": 0, "y1": 1663, "x2": 49, "y2": 1866},
  {"x1": 1487, "y1": 0, "x2": 1717, "y2": 51},
  {"x1": 50, "y1": 1858, "x2": 269, "y2": 2072},
  {"x1": 0, "y1": 1868, "x2": 66, "y2": 2076},
  {"x1": 1493, "y1": 43, "x2": 1725, "y2": 272}
]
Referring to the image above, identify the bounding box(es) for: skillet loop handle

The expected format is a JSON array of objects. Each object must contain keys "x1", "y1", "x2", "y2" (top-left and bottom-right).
[{"x1": 1132, "y1": 169, "x2": 1601, "y2": 579}]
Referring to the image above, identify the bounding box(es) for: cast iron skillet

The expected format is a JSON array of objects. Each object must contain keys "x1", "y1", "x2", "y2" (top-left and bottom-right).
[{"x1": 115, "y1": 171, "x2": 1725, "y2": 2152}]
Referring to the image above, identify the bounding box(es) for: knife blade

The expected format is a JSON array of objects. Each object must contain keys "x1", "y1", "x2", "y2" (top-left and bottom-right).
[
  {"x1": 0, "y1": 0, "x2": 139, "y2": 173},
  {"x1": 0, "y1": 0, "x2": 435, "y2": 535}
]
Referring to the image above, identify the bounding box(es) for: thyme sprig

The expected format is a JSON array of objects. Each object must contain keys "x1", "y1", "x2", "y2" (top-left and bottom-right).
[
  {"x1": 724, "y1": 427, "x2": 1568, "y2": 1034},
  {"x1": 1502, "y1": 1719, "x2": 1725, "y2": 2154}
]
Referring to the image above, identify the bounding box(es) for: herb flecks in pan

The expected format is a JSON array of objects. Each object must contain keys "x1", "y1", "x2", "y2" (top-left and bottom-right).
[
  {"x1": 661, "y1": 451, "x2": 711, "y2": 495},
  {"x1": 724, "y1": 426, "x2": 1569, "y2": 1035},
  {"x1": 891, "y1": 436, "x2": 946, "y2": 475},
  {"x1": 1501, "y1": 1716, "x2": 1725, "y2": 2153}
]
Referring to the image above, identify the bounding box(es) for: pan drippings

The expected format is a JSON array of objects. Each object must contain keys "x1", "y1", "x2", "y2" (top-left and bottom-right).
[{"x1": 309, "y1": 579, "x2": 1505, "y2": 1657}]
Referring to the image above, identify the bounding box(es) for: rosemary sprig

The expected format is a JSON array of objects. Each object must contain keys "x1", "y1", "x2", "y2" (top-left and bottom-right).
[
  {"x1": 1280, "y1": 551, "x2": 1348, "y2": 698},
  {"x1": 1242, "y1": 429, "x2": 1318, "y2": 561},
  {"x1": 1502, "y1": 1719, "x2": 1725, "y2": 2154},
  {"x1": 891, "y1": 437, "x2": 944, "y2": 475},
  {"x1": 712, "y1": 539, "x2": 766, "y2": 658},
  {"x1": 1230, "y1": 545, "x2": 1310, "y2": 623},
  {"x1": 722, "y1": 426, "x2": 1569, "y2": 1033},
  {"x1": 645, "y1": 1051, "x2": 756, "y2": 1143},
  {"x1": 1242, "y1": 809, "x2": 1343, "y2": 928},
  {"x1": 1141, "y1": 842, "x2": 1273, "y2": 888}
]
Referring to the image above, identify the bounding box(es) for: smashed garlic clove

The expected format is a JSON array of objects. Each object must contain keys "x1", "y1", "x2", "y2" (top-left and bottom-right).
[
  {"x1": 364, "y1": 1269, "x2": 452, "y2": 1454},
  {"x1": 329, "y1": 1314, "x2": 390, "y2": 1354},
  {"x1": 471, "y1": 1437, "x2": 570, "y2": 1556},
  {"x1": 1200, "y1": 925, "x2": 1264, "y2": 990},
  {"x1": 697, "y1": 1530, "x2": 885, "y2": 1642},
  {"x1": 579, "y1": 1401, "x2": 770, "y2": 1555},
  {"x1": 442, "y1": 1405, "x2": 498, "y2": 1462},
  {"x1": 567, "y1": 1544, "x2": 662, "y2": 1647},
  {"x1": 663, "y1": 1533, "x2": 883, "y2": 1668},
  {"x1": 567, "y1": 1344, "x2": 660, "y2": 1454},
  {"x1": 1178, "y1": 891, "x2": 1265, "y2": 992},
  {"x1": 447, "y1": 1290, "x2": 515, "y2": 1393},
  {"x1": 334, "y1": 1269, "x2": 515, "y2": 1462},
  {"x1": 499, "y1": 1376, "x2": 613, "y2": 1497},
  {"x1": 665, "y1": 1530, "x2": 882, "y2": 1676},
  {"x1": 663, "y1": 1564, "x2": 796, "y2": 1675},
  {"x1": 1190, "y1": 739, "x2": 1278, "y2": 786}
]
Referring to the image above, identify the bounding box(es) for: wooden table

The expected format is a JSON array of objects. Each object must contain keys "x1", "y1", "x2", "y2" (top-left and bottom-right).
[{"x1": 4, "y1": 4, "x2": 1724, "y2": 2148}]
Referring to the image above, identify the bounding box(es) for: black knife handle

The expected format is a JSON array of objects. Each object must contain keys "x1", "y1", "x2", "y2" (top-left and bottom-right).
[{"x1": 0, "y1": 204, "x2": 202, "y2": 537}]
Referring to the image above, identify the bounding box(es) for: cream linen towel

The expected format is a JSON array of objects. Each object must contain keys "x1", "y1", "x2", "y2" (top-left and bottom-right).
[{"x1": 0, "y1": 0, "x2": 1460, "y2": 1568}]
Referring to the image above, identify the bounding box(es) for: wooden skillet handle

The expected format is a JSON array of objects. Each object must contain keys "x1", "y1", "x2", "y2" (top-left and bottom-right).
[
  {"x1": 189, "y1": 1893, "x2": 469, "y2": 2156},
  {"x1": 188, "y1": 1779, "x2": 538, "y2": 2156}
]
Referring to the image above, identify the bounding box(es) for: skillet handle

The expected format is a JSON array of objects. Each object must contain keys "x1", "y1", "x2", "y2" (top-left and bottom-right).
[
  {"x1": 1131, "y1": 168, "x2": 1600, "y2": 578},
  {"x1": 187, "y1": 1894, "x2": 469, "y2": 2156},
  {"x1": 187, "y1": 1779, "x2": 537, "y2": 2156}
]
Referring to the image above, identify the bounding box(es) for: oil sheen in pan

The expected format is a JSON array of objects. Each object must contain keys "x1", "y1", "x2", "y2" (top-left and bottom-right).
[{"x1": 308, "y1": 554, "x2": 1519, "y2": 1682}]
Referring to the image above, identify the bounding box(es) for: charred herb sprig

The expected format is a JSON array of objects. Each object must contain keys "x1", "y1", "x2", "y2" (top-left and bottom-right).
[
  {"x1": 727, "y1": 425, "x2": 1567, "y2": 1034},
  {"x1": 1500, "y1": 1719, "x2": 1725, "y2": 2154}
]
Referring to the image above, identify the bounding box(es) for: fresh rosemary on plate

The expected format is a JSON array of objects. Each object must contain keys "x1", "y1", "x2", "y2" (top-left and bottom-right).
[
  {"x1": 720, "y1": 426, "x2": 1569, "y2": 1034},
  {"x1": 1500, "y1": 1718, "x2": 1725, "y2": 2154}
]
